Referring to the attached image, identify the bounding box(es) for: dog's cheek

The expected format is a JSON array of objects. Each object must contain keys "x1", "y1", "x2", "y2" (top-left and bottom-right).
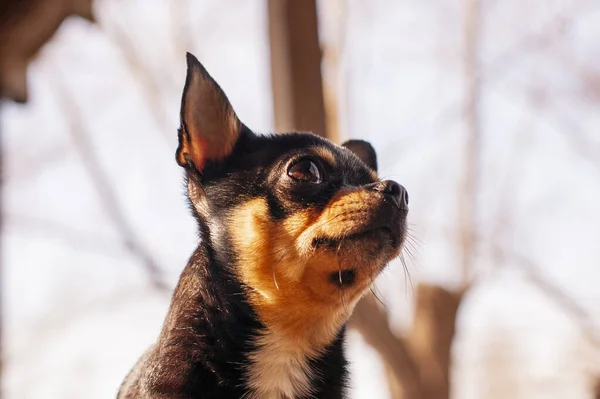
[
  {"x1": 187, "y1": 178, "x2": 209, "y2": 215},
  {"x1": 228, "y1": 198, "x2": 273, "y2": 288},
  {"x1": 227, "y1": 198, "x2": 311, "y2": 288}
]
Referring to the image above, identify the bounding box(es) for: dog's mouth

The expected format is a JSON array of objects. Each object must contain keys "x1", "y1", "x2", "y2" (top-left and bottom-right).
[
  {"x1": 312, "y1": 226, "x2": 398, "y2": 249},
  {"x1": 311, "y1": 220, "x2": 405, "y2": 289},
  {"x1": 328, "y1": 269, "x2": 356, "y2": 287}
]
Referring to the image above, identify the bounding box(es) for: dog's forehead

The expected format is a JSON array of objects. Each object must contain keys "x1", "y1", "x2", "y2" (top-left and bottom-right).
[{"x1": 316, "y1": 143, "x2": 379, "y2": 185}]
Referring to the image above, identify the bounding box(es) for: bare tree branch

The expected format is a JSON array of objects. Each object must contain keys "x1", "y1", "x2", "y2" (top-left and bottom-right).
[
  {"x1": 482, "y1": 11, "x2": 572, "y2": 81},
  {"x1": 1, "y1": 143, "x2": 69, "y2": 185},
  {"x1": 459, "y1": 0, "x2": 482, "y2": 286},
  {"x1": 488, "y1": 125, "x2": 533, "y2": 269},
  {"x1": 6, "y1": 285, "x2": 166, "y2": 369},
  {"x1": 97, "y1": 5, "x2": 173, "y2": 140},
  {"x1": 48, "y1": 68, "x2": 169, "y2": 292},
  {"x1": 491, "y1": 243, "x2": 600, "y2": 350},
  {"x1": 169, "y1": 0, "x2": 194, "y2": 61},
  {"x1": 383, "y1": 6, "x2": 585, "y2": 163},
  {"x1": 3, "y1": 213, "x2": 126, "y2": 257},
  {"x1": 539, "y1": 103, "x2": 600, "y2": 173}
]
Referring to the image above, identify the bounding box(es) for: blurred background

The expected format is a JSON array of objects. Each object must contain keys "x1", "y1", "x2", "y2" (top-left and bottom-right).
[{"x1": 1, "y1": 0, "x2": 600, "y2": 398}]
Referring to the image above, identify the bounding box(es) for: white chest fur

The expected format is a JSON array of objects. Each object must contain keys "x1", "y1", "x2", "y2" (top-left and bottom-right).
[{"x1": 245, "y1": 332, "x2": 315, "y2": 399}]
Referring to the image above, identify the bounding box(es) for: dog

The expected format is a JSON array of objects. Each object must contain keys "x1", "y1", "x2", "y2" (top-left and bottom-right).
[{"x1": 117, "y1": 53, "x2": 409, "y2": 399}]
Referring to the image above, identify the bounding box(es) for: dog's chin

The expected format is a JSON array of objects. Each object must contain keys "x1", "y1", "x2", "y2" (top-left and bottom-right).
[
  {"x1": 312, "y1": 225, "x2": 404, "y2": 255},
  {"x1": 311, "y1": 224, "x2": 405, "y2": 282}
]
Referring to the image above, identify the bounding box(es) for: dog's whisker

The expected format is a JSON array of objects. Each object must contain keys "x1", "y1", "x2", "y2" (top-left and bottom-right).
[
  {"x1": 272, "y1": 269, "x2": 280, "y2": 290},
  {"x1": 400, "y1": 253, "x2": 414, "y2": 296}
]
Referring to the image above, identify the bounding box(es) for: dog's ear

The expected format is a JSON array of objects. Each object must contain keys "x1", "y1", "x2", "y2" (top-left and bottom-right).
[
  {"x1": 342, "y1": 140, "x2": 378, "y2": 172},
  {"x1": 176, "y1": 52, "x2": 242, "y2": 172}
]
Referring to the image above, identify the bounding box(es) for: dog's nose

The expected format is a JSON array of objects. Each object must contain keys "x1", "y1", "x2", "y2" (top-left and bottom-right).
[{"x1": 370, "y1": 180, "x2": 409, "y2": 210}]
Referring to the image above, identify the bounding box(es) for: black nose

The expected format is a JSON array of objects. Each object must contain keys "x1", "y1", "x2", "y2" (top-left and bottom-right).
[{"x1": 371, "y1": 180, "x2": 409, "y2": 210}]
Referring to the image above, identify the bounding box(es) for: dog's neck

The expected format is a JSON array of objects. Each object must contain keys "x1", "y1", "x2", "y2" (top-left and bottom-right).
[{"x1": 154, "y1": 242, "x2": 348, "y2": 398}]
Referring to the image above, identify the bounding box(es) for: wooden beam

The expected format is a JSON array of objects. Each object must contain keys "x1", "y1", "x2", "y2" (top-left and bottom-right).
[{"x1": 267, "y1": 0, "x2": 328, "y2": 139}]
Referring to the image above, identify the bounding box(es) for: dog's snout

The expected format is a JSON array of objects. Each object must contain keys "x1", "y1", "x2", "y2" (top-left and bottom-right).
[{"x1": 369, "y1": 180, "x2": 409, "y2": 210}]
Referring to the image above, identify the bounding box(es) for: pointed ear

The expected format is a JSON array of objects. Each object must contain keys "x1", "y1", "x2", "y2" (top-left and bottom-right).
[
  {"x1": 176, "y1": 53, "x2": 242, "y2": 172},
  {"x1": 342, "y1": 140, "x2": 378, "y2": 172}
]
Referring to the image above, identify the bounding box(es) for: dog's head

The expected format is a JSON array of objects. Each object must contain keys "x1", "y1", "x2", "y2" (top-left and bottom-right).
[{"x1": 177, "y1": 53, "x2": 408, "y2": 347}]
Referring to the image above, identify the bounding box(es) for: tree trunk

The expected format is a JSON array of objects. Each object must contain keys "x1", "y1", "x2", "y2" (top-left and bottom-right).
[
  {"x1": 352, "y1": 285, "x2": 464, "y2": 399},
  {"x1": 267, "y1": 0, "x2": 327, "y2": 138},
  {"x1": 408, "y1": 285, "x2": 463, "y2": 399},
  {"x1": 352, "y1": 294, "x2": 424, "y2": 399}
]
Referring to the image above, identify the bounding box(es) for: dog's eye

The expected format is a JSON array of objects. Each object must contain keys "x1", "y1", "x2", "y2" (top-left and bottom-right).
[{"x1": 288, "y1": 159, "x2": 322, "y2": 183}]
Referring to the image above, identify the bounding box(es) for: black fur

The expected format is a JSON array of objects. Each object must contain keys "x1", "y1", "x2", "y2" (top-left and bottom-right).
[
  {"x1": 119, "y1": 130, "x2": 362, "y2": 398},
  {"x1": 118, "y1": 53, "x2": 406, "y2": 399},
  {"x1": 135, "y1": 245, "x2": 348, "y2": 399}
]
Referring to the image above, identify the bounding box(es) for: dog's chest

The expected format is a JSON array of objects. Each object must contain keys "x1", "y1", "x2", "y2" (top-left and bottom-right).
[{"x1": 245, "y1": 332, "x2": 315, "y2": 399}]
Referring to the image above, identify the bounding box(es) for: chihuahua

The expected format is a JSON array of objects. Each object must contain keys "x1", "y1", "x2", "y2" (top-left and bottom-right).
[{"x1": 118, "y1": 53, "x2": 409, "y2": 399}]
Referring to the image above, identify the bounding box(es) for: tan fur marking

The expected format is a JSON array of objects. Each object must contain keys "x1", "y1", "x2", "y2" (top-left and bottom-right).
[
  {"x1": 309, "y1": 146, "x2": 336, "y2": 166},
  {"x1": 369, "y1": 168, "x2": 379, "y2": 181},
  {"x1": 228, "y1": 191, "x2": 400, "y2": 398}
]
